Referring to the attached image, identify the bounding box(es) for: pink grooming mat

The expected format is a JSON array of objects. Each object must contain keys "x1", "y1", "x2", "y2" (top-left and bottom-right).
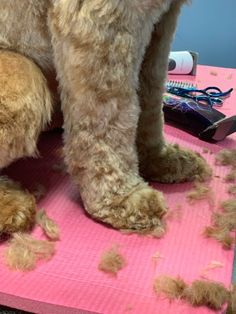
[{"x1": 0, "y1": 65, "x2": 235, "y2": 314}]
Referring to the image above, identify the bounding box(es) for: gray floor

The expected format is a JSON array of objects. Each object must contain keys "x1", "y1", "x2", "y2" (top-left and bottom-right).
[{"x1": 0, "y1": 306, "x2": 31, "y2": 314}]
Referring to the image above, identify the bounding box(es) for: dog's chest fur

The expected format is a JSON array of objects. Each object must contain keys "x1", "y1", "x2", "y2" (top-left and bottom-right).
[{"x1": 0, "y1": 0, "x2": 175, "y2": 72}]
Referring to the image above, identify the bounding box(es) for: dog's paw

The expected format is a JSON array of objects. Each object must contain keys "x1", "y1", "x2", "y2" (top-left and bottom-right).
[
  {"x1": 0, "y1": 177, "x2": 36, "y2": 235},
  {"x1": 93, "y1": 186, "x2": 167, "y2": 236},
  {"x1": 140, "y1": 144, "x2": 212, "y2": 183}
]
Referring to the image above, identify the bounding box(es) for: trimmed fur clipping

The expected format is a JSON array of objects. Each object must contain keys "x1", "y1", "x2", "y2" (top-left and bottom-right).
[
  {"x1": 204, "y1": 226, "x2": 234, "y2": 249},
  {"x1": 187, "y1": 182, "x2": 213, "y2": 205},
  {"x1": 216, "y1": 150, "x2": 236, "y2": 191},
  {"x1": 121, "y1": 221, "x2": 166, "y2": 238},
  {"x1": 0, "y1": 177, "x2": 59, "y2": 271},
  {"x1": 154, "y1": 275, "x2": 187, "y2": 299},
  {"x1": 215, "y1": 149, "x2": 236, "y2": 168},
  {"x1": 216, "y1": 148, "x2": 236, "y2": 193},
  {"x1": 98, "y1": 246, "x2": 126, "y2": 275},
  {"x1": 228, "y1": 185, "x2": 236, "y2": 196},
  {"x1": 204, "y1": 199, "x2": 236, "y2": 249},
  {"x1": 183, "y1": 280, "x2": 229, "y2": 310},
  {"x1": 5, "y1": 233, "x2": 55, "y2": 271},
  {"x1": 152, "y1": 251, "x2": 165, "y2": 268},
  {"x1": 154, "y1": 276, "x2": 230, "y2": 310},
  {"x1": 225, "y1": 170, "x2": 236, "y2": 183},
  {"x1": 36, "y1": 209, "x2": 60, "y2": 240},
  {"x1": 200, "y1": 260, "x2": 224, "y2": 279},
  {"x1": 227, "y1": 284, "x2": 236, "y2": 314}
]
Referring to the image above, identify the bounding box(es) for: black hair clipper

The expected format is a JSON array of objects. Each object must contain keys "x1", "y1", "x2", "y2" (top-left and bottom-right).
[{"x1": 163, "y1": 93, "x2": 236, "y2": 142}]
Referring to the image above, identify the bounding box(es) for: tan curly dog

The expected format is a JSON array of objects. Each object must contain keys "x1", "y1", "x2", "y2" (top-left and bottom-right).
[{"x1": 0, "y1": 1, "x2": 211, "y2": 236}]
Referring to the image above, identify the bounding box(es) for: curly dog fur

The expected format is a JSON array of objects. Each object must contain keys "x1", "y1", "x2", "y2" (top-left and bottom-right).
[{"x1": 0, "y1": 0, "x2": 211, "y2": 235}]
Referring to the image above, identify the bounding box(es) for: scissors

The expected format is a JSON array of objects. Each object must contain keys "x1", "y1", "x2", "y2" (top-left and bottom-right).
[{"x1": 166, "y1": 84, "x2": 233, "y2": 107}]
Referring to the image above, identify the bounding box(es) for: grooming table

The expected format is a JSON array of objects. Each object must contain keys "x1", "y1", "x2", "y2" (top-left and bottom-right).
[{"x1": 0, "y1": 65, "x2": 236, "y2": 314}]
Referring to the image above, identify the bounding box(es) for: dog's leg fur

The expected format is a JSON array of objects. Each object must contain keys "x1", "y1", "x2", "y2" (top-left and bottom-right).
[
  {"x1": 49, "y1": 2, "x2": 167, "y2": 233},
  {"x1": 0, "y1": 50, "x2": 53, "y2": 168},
  {"x1": 137, "y1": 0, "x2": 212, "y2": 183},
  {"x1": 0, "y1": 50, "x2": 53, "y2": 234}
]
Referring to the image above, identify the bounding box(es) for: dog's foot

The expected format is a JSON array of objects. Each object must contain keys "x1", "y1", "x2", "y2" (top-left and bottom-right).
[
  {"x1": 140, "y1": 144, "x2": 212, "y2": 183},
  {"x1": 0, "y1": 177, "x2": 36, "y2": 235},
  {"x1": 92, "y1": 185, "x2": 167, "y2": 236}
]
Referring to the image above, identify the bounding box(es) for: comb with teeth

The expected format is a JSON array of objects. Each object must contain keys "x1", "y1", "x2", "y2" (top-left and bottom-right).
[{"x1": 166, "y1": 80, "x2": 197, "y2": 91}]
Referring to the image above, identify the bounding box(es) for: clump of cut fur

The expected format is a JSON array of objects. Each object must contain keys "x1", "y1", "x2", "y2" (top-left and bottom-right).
[
  {"x1": 227, "y1": 284, "x2": 236, "y2": 314},
  {"x1": 225, "y1": 170, "x2": 236, "y2": 183},
  {"x1": 5, "y1": 233, "x2": 55, "y2": 271},
  {"x1": 204, "y1": 199, "x2": 236, "y2": 249},
  {"x1": 0, "y1": 177, "x2": 59, "y2": 271},
  {"x1": 150, "y1": 223, "x2": 167, "y2": 238},
  {"x1": 216, "y1": 149, "x2": 236, "y2": 168},
  {"x1": 221, "y1": 200, "x2": 236, "y2": 230},
  {"x1": 187, "y1": 182, "x2": 213, "y2": 205},
  {"x1": 154, "y1": 276, "x2": 187, "y2": 299},
  {"x1": 121, "y1": 221, "x2": 166, "y2": 238},
  {"x1": 216, "y1": 149, "x2": 236, "y2": 183},
  {"x1": 183, "y1": 280, "x2": 230, "y2": 310},
  {"x1": 154, "y1": 276, "x2": 230, "y2": 310},
  {"x1": 228, "y1": 185, "x2": 236, "y2": 196},
  {"x1": 36, "y1": 209, "x2": 60, "y2": 240},
  {"x1": 98, "y1": 246, "x2": 126, "y2": 275},
  {"x1": 204, "y1": 226, "x2": 234, "y2": 249}
]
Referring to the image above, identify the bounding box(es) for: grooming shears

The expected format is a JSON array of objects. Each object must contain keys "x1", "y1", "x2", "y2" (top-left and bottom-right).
[{"x1": 166, "y1": 82, "x2": 233, "y2": 107}]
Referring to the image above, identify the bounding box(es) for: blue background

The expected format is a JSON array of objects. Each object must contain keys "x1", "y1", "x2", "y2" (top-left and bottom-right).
[{"x1": 172, "y1": 0, "x2": 236, "y2": 68}]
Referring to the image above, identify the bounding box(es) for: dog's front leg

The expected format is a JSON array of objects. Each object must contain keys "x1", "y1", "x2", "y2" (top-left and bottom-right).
[
  {"x1": 137, "y1": 0, "x2": 212, "y2": 183},
  {"x1": 49, "y1": 1, "x2": 167, "y2": 233}
]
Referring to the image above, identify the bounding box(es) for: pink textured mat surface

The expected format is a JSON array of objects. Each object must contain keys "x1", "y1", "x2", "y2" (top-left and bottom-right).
[{"x1": 0, "y1": 65, "x2": 235, "y2": 314}]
